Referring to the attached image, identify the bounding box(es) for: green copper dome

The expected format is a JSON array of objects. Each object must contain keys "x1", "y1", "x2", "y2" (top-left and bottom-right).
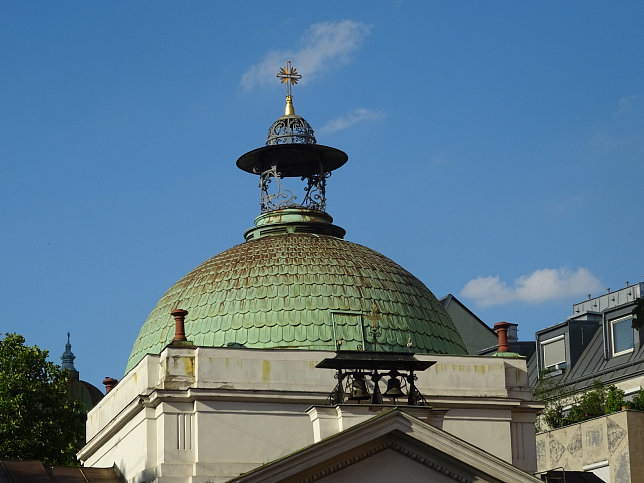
[
  {"x1": 126, "y1": 74, "x2": 467, "y2": 373},
  {"x1": 125, "y1": 209, "x2": 466, "y2": 373}
]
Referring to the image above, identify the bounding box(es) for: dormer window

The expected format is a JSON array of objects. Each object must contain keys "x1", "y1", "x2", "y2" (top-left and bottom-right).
[
  {"x1": 611, "y1": 316, "x2": 634, "y2": 356},
  {"x1": 541, "y1": 335, "x2": 566, "y2": 370}
]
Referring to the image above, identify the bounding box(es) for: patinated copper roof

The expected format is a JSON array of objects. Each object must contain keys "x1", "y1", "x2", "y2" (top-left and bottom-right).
[
  {"x1": 126, "y1": 74, "x2": 467, "y2": 372},
  {"x1": 125, "y1": 212, "x2": 466, "y2": 373}
]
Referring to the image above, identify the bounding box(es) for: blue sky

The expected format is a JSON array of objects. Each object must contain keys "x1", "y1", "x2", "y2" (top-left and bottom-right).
[{"x1": 1, "y1": 2, "x2": 643, "y2": 388}]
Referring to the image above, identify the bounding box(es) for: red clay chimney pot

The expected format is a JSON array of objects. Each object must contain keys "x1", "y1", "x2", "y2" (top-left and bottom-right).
[
  {"x1": 494, "y1": 321, "x2": 512, "y2": 353},
  {"x1": 102, "y1": 377, "x2": 118, "y2": 394},
  {"x1": 171, "y1": 308, "x2": 189, "y2": 342}
]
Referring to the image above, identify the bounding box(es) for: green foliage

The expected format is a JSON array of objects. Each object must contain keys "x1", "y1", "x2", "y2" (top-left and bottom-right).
[
  {"x1": 533, "y1": 370, "x2": 570, "y2": 431},
  {"x1": 605, "y1": 384, "x2": 627, "y2": 413},
  {"x1": 629, "y1": 388, "x2": 644, "y2": 410},
  {"x1": 541, "y1": 398, "x2": 568, "y2": 430},
  {"x1": 632, "y1": 297, "x2": 644, "y2": 330},
  {"x1": 0, "y1": 333, "x2": 85, "y2": 465},
  {"x1": 537, "y1": 380, "x2": 627, "y2": 430}
]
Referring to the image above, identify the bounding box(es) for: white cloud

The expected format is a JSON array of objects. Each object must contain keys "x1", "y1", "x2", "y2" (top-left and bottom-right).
[
  {"x1": 319, "y1": 108, "x2": 385, "y2": 133},
  {"x1": 544, "y1": 194, "x2": 586, "y2": 216},
  {"x1": 429, "y1": 152, "x2": 453, "y2": 167},
  {"x1": 613, "y1": 95, "x2": 639, "y2": 117},
  {"x1": 241, "y1": 20, "x2": 371, "y2": 90},
  {"x1": 460, "y1": 267, "x2": 602, "y2": 307}
]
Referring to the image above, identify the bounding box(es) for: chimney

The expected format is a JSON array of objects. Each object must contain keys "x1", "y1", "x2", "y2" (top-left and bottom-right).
[
  {"x1": 171, "y1": 308, "x2": 189, "y2": 342},
  {"x1": 102, "y1": 377, "x2": 118, "y2": 394},
  {"x1": 494, "y1": 321, "x2": 512, "y2": 353}
]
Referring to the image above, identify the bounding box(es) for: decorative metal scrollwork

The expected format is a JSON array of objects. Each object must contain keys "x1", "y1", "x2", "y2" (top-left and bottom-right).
[
  {"x1": 326, "y1": 368, "x2": 428, "y2": 406},
  {"x1": 259, "y1": 166, "x2": 297, "y2": 213},
  {"x1": 266, "y1": 115, "x2": 316, "y2": 145},
  {"x1": 259, "y1": 165, "x2": 332, "y2": 213},
  {"x1": 301, "y1": 172, "x2": 330, "y2": 212},
  {"x1": 317, "y1": 352, "x2": 433, "y2": 407}
]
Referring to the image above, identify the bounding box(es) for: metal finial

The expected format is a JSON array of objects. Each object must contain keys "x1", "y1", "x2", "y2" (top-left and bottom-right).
[
  {"x1": 277, "y1": 61, "x2": 302, "y2": 116},
  {"x1": 365, "y1": 302, "x2": 384, "y2": 347},
  {"x1": 276, "y1": 61, "x2": 301, "y2": 98},
  {"x1": 365, "y1": 303, "x2": 383, "y2": 330}
]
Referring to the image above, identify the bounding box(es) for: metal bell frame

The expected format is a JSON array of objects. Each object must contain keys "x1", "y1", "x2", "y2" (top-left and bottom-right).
[{"x1": 327, "y1": 367, "x2": 429, "y2": 406}]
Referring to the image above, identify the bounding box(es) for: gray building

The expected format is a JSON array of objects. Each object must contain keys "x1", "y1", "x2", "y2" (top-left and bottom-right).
[
  {"x1": 529, "y1": 283, "x2": 644, "y2": 397},
  {"x1": 531, "y1": 283, "x2": 644, "y2": 483},
  {"x1": 440, "y1": 294, "x2": 498, "y2": 354}
]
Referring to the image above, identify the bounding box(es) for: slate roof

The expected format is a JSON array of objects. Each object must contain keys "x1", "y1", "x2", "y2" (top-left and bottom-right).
[
  {"x1": 530, "y1": 324, "x2": 644, "y2": 393},
  {"x1": 126, "y1": 233, "x2": 466, "y2": 373},
  {"x1": 528, "y1": 352, "x2": 539, "y2": 388},
  {"x1": 440, "y1": 294, "x2": 496, "y2": 337},
  {"x1": 556, "y1": 327, "x2": 644, "y2": 393}
]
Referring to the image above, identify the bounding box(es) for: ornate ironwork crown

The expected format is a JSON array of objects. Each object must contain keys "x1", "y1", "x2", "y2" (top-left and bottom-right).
[{"x1": 266, "y1": 115, "x2": 316, "y2": 145}]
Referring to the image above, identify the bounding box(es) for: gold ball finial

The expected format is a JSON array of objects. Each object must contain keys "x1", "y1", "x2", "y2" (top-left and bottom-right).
[{"x1": 276, "y1": 61, "x2": 302, "y2": 116}]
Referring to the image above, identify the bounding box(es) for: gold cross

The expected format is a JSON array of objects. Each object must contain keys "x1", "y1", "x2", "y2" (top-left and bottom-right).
[
  {"x1": 276, "y1": 61, "x2": 302, "y2": 98},
  {"x1": 365, "y1": 302, "x2": 384, "y2": 330}
]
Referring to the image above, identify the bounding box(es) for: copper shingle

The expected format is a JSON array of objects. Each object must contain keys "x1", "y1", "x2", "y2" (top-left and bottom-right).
[{"x1": 126, "y1": 233, "x2": 466, "y2": 373}]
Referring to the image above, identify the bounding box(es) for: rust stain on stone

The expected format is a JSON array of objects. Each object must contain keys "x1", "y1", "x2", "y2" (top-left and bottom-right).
[
  {"x1": 262, "y1": 360, "x2": 271, "y2": 382},
  {"x1": 126, "y1": 232, "x2": 468, "y2": 373},
  {"x1": 182, "y1": 356, "x2": 194, "y2": 379}
]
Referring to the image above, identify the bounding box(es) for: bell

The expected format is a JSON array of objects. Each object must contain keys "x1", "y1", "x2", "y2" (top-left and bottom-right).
[
  {"x1": 349, "y1": 374, "x2": 370, "y2": 401},
  {"x1": 383, "y1": 377, "x2": 405, "y2": 399}
]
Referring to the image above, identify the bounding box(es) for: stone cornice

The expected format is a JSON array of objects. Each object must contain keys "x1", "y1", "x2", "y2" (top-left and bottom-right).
[
  {"x1": 78, "y1": 394, "x2": 147, "y2": 461},
  {"x1": 296, "y1": 438, "x2": 473, "y2": 483},
  {"x1": 231, "y1": 410, "x2": 541, "y2": 482}
]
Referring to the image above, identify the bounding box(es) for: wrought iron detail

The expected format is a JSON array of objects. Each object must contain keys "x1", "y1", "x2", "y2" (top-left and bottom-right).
[
  {"x1": 266, "y1": 115, "x2": 316, "y2": 145},
  {"x1": 259, "y1": 165, "x2": 333, "y2": 213},
  {"x1": 404, "y1": 372, "x2": 428, "y2": 406},
  {"x1": 301, "y1": 171, "x2": 330, "y2": 211},
  {"x1": 259, "y1": 166, "x2": 297, "y2": 213},
  {"x1": 249, "y1": 60, "x2": 343, "y2": 212},
  {"x1": 365, "y1": 303, "x2": 384, "y2": 350},
  {"x1": 317, "y1": 352, "x2": 434, "y2": 406},
  {"x1": 329, "y1": 370, "x2": 345, "y2": 405},
  {"x1": 325, "y1": 368, "x2": 428, "y2": 406}
]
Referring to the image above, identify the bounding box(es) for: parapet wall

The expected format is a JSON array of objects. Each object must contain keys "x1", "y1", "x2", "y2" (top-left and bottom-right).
[{"x1": 536, "y1": 410, "x2": 644, "y2": 482}]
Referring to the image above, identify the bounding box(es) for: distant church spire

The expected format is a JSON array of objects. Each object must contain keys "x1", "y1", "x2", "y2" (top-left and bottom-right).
[{"x1": 61, "y1": 332, "x2": 78, "y2": 372}]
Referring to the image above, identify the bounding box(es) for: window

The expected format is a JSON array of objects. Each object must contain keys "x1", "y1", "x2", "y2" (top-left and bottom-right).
[
  {"x1": 583, "y1": 461, "x2": 609, "y2": 481},
  {"x1": 624, "y1": 386, "x2": 641, "y2": 403},
  {"x1": 541, "y1": 335, "x2": 566, "y2": 370},
  {"x1": 611, "y1": 316, "x2": 634, "y2": 356}
]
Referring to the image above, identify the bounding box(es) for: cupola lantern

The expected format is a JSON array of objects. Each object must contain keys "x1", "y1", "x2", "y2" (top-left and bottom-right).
[{"x1": 236, "y1": 61, "x2": 348, "y2": 213}]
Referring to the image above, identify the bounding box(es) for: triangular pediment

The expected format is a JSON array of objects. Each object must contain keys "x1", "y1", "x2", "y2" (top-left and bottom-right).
[{"x1": 230, "y1": 409, "x2": 540, "y2": 482}]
